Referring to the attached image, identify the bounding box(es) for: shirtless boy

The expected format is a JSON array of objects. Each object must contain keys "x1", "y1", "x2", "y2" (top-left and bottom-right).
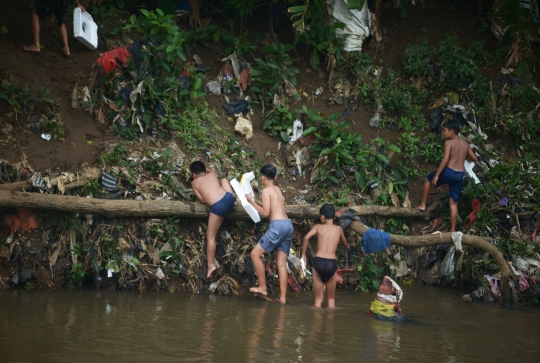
[
  {"x1": 247, "y1": 165, "x2": 293, "y2": 304},
  {"x1": 24, "y1": 0, "x2": 86, "y2": 56},
  {"x1": 190, "y1": 161, "x2": 236, "y2": 278},
  {"x1": 417, "y1": 120, "x2": 478, "y2": 231},
  {"x1": 301, "y1": 204, "x2": 349, "y2": 309}
]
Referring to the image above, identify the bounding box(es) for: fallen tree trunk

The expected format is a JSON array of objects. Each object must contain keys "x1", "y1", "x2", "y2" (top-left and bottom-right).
[
  {"x1": 347, "y1": 221, "x2": 512, "y2": 308},
  {"x1": 0, "y1": 190, "x2": 433, "y2": 219}
]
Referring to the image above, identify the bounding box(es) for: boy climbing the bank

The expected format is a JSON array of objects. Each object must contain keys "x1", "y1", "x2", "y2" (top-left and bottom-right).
[
  {"x1": 190, "y1": 161, "x2": 236, "y2": 278},
  {"x1": 301, "y1": 204, "x2": 349, "y2": 309},
  {"x1": 247, "y1": 165, "x2": 293, "y2": 304},
  {"x1": 24, "y1": 0, "x2": 86, "y2": 57},
  {"x1": 417, "y1": 120, "x2": 477, "y2": 232}
]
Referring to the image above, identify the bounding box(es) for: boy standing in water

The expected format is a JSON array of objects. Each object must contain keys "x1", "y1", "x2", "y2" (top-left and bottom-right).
[
  {"x1": 190, "y1": 161, "x2": 236, "y2": 278},
  {"x1": 417, "y1": 120, "x2": 477, "y2": 231},
  {"x1": 247, "y1": 165, "x2": 293, "y2": 304},
  {"x1": 301, "y1": 204, "x2": 349, "y2": 309}
]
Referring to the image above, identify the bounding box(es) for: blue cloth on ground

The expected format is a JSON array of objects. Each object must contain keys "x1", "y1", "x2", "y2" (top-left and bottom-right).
[
  {"x1": 362, "y1": 228, "x2": 391, "y2": 254},
  {"x1": 427, "y1": 167, "x2": 465, "y2": 202}
]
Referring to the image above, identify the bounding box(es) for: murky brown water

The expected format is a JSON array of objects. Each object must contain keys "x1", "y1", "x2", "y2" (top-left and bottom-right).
[{"x1": 1, "y1": 285, "x2": 539, "y2": 362}]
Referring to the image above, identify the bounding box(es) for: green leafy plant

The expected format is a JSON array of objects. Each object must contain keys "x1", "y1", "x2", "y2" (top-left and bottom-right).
[
  {"x1": 263, "y1": 104, "x2": 297, "y2": 141},
  {"x1": 251, "y1": 43, "x2": 299, "y2": 106},
  {"x1": 125, "y1": 9, "x2": 187, "y2": 64},
  {"x1": 356, "y1": 255, "x2": 384, "y2": 292},
  {"x1": 402, "y1": 38, "x2": 433, "y2": 78},
  {"x1": 288, "y1": 1, "x2": 347, "y2": 69}
]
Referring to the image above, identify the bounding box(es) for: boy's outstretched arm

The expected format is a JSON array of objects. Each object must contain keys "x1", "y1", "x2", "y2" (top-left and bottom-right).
[
  {"x1": 206, "y1": 168, "x2": 217, "y2": 176},
  {"x1": 467, "y1": 145, "x2": 478, "y2": 161},
  {"x1": 193, "y1": 188, "x2": 205, "y2": 204},
  {"x1": 301, "y1": 227, "x2": 318, "y2": 263},
  {"x1": 247, "y1": 190, "x2": 271, "y2": 217},
  {"x1": 339, "y1": 229, "x2": 349, "y2": 267},
  {"x1": 432, "y1": 141, "x2": 451, "y2": 186},
  {"x1": 339, "y1": 229, "x2": 349, "y2": 250}
]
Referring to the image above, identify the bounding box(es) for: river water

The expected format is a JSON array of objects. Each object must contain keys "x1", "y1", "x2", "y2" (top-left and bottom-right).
[{"x1": 1, "y1": 285, "x2": 539, "y2": 362}]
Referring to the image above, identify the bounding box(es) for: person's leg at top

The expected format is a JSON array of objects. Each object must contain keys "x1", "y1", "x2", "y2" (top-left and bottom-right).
[{"x1": 23, "y1": 10, "x2": 41, "y2": 53}]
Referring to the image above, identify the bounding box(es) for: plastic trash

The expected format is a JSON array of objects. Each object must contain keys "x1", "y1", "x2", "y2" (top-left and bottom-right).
[
  {"x1": 287, "y1": 119, "x2": 303, "y2": 144},
  {"x1": 73, "y1": 8, "x2": 98, "y2": 50},
  {"x1": 234, "y1": 113, "x2": 253, "y2": 139},
  {"x1": 441, "y1": 245, "x2": 456, "y2": 276},
  {"x1": 41, "y1": 134, "x2": 51, "y2": 141},
  {"x1": 369, "y1": 99, "x2": 383, "y2": 127},
  {"x1": 156, "y1": 267, "x2": 165, "y2": 280},
  {"x1": 230, "y1": 172, "x2": 261, "y2": 223},
  {"x1": 330, "y1": 0, "x2": 371, "y2": 52},
  {"x1": 464, "y1": 160, "x2": 481, "y2": 184},
  {"x1": 102, "y1": 171, "x2": 119, "y2": 192},
  {"x1": 223, "y1": 99, "x2": 248, "y2": 115},
  {"x1": 207, "y1": 81, "x2": 221, "y2": 96}
]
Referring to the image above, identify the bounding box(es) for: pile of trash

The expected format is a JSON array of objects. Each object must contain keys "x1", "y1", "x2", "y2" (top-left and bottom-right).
[
  {"x1": 0, "y1": 207, "x2": 365, "y2": 294},
  {"x1": 71, "y1": 38, "x2": 209, "y2": 140},
  {"x1": 370, "y1": 276, "x2": 408, "y2": 321}
]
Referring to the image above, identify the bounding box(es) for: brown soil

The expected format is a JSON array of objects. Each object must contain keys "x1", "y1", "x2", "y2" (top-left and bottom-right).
[{"x1": 0, "y1": 0, "x2": 500, "y2": 205}]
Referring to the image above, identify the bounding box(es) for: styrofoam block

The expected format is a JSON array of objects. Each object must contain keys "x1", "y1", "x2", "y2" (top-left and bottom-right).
[
  {"x1": 464, "y1": 160, "x2": 481, "y2": 184},
  {"x1": 230, "y1": 173, "x2": 261, "y2": 223},
  {"x1": 73, "y1": 8, "x2": 98, "y2": 50}
]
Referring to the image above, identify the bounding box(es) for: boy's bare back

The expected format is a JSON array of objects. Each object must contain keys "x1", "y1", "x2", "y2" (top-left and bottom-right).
[
  {"x1": 312, "y1": 224, "x2": 347, "y2": 259},
  {"x1": 445, "y1": 138, "x2": 476, "y2": 171},
  {"x1": 192, "y1": 170, "x2": 226, "y2": 206},
  {"x1": 261, "y1": 185, "x2": 288, "y2": 221}
]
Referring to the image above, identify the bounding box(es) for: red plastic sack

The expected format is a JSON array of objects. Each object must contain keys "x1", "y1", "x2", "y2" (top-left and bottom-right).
[
  {"x1": 16, "y1": 208, "x2": 38, "y2": 231},
  {"x1": 466, "y1": 199, "x2": 481, "y2": 229},
  {"x1": 4, "y1": 214, "x2": 21, "y2": 235},
  {"x1": 96, "y1": 46, "x2": 132, "y2": 76}
]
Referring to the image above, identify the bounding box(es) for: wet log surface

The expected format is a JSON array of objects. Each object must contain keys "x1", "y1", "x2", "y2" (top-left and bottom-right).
[
  {"x1": 0, "y1": 191, "x2": 432, "y2": 220},
  {"x1": 347, "y1": 220, "x2": 512, "y2": 308}
]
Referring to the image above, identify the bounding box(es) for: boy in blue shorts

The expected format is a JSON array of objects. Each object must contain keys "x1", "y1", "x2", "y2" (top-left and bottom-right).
[
  {"x1": 190, "y1": 161, "x2": 236, "y2": 278},
  {"x1": 417, "y1": 120, "x2": 477, "y2": 231},
  {"x1": 247, "y1": 165, "x2": 293, "y2": 304}
]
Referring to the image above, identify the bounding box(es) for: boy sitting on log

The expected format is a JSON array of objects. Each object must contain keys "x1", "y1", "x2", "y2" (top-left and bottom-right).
[
  {"x1": 190, "y1": 161, "x2": 236, "y2": 278},
  {"x1": 417, "y1": 119, "x2": 478, "y2": 231},
  {"x1": 301, "y1": 204, "x2": 349, "y2": 309},
  {"x1": 247, "y1": 165, "x2": 293, "y2": 304}
]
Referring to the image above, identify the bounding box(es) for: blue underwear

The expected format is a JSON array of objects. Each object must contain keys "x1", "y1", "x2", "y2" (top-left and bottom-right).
[
  {"x1": 258, "y1": 220, "x2": 294, "y2": 255},
  {"x1": 209, "y1": 192, "x2": 236, "y2": 217},
  {"x1": 427, "y1": 167, "x2": 465, "y2": 202}
]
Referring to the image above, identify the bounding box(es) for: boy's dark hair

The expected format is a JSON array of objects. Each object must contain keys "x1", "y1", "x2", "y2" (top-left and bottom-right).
[
  {"x1": 319, "y1": 204, "x2": 335, "y2": 219},
  {"x1": 260, "y1": 165, "x2": 277, "y2": 180},
  {"x1": 189, "y1": 161, "x2": 206, "y2": 175},
  {"x1": 443, "y1": 119, "x2": 460, "y2": 134}
]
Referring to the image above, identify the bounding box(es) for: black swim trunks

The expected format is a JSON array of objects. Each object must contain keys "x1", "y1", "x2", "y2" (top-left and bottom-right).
[
  {"x1": 312, "y1": 257, "x2": 337, "y2": 283},
  {"x1": 34, "y1": 0, "x2": 70, "y2": 27}
]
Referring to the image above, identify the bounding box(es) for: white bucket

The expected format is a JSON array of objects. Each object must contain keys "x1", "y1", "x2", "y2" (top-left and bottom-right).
[{"x1": 73, "y1": 8, "x2": 98, "y2": 50}]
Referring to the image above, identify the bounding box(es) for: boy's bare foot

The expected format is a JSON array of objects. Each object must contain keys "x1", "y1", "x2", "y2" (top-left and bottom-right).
[
  {"x1": 206, "y1": 265, "x2": 216, "y2": 278},
  {"x1": 23, "y1": 45, "x2": 40, "y2": 53},
  {"x1": 417, "y1": 204, "x2": 426, "y2": 211},
  {"x1": 249, "y1": 286, "x2": 267, "y2": 296},
  {"x1": 279, "y1": 297, "x2": 286, "y2": 304}
]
